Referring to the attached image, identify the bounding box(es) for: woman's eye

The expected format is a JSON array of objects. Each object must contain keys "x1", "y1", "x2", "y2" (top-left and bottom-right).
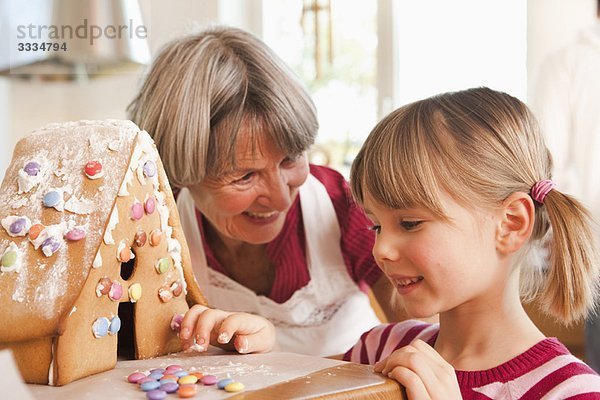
[
  {"x1": 234, "y1": 172, "x2": 254, "y2": 183},
  {"x1": 282, "y1": 154, "x2": 302, "y2": 166},
  {"x1": 369, "y1": 225, "x2": 381, "y2": 234},
  {"x1": 401, "y1": 220, "x2": 422, "y2": 231}
]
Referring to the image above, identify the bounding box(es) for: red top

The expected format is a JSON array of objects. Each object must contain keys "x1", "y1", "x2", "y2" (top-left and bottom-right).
[
  {"x1": 194, "y1": 164, "x2": 382, "y2": 303},
  {"x1": 344, "y1": 321, "x2": 600, "y2": 399}
]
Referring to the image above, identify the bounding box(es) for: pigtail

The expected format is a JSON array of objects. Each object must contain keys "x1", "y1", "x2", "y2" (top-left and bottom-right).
[{"x1": 539, "y1": 189, "x2": 600, "y2": 324}]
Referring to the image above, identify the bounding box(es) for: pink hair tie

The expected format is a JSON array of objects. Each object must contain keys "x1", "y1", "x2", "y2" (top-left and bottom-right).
[{"x1": 530, "y1": 179, "x2": 556, "y2": 204}]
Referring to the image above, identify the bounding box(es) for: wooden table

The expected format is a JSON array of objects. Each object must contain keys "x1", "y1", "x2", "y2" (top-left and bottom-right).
[{"x1": 26, "y1": 349, "x2": 405, "y2": 399}]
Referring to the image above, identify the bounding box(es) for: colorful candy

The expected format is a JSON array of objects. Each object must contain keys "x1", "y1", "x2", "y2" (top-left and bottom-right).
[
  {"x1": 177, "y1": 375, "x2": 197, "y2": 385},
  {"x1": 143, "y1": 160, "x2": 157, "y2": 178},
  {"x1": 127, "y1": 371, "x2": 146, "y2": 383},
  {"x1": 92, "y1": 317, "x2": 110, "y2": 338},
  {"x1": 134, "y1": 230, "x2": 147, "y2": 247},
  {"x1": 146, "y1": 389, "x2": 167, "y2": 400},
  {"x1": 160, "y1": 381, "x2": 179, "y2": 393},
  {"x1": 84, "y1": 160, "x2": 103, "y2": 179},
  {"x1": 149, "y1": 229, "x2": 162, "y2": 246},
  {"x1": 145, "y1": 196, "x2": 156, "y2": 214},
  {"x1": 41, "y1": 237, "x2": 61, "y2": 257},
  {"x1": 176, "y1": 385, "x2": 197, "y2": 398},
  {"x1": 2, "y1": 215, "x2": 31, "y2": 237},
  {"x1": 29, "y1": 224, "x2": 45, "y2": 240},
  {"x1": 43, "y1": 190, "x2": 61, "y2": 208},
  {"x1": 65, "y1": 227, "x2": 86, "y2": 241},
  {"x1": 1, "y1": 250, "x2": 17, "y2": 268},
  {"x1": 140, "y1": 380, "x2": 160, "y2": 392},
  {"x1": 155, "y1": 257, "x2": 172, "y2": 274},
  {"x1": 131, "y1": 201, "x2": 144, "y2": 220},
  {"x1": 217, "y1": 378, "x2": 234, "y2": 389},
  {"x1": 129, "y1": 283, "x2": 142, "y2": 302},
  {"x1": 23, "y1": 161, "x2": 41, "y2": 176},
  {"x1": 128, "y1": 366, "x2": 244, "y2": 398},
  {"x1": 109, "y1": 281, "x2": 123, "y2": 301},
  {"x1": 109, "y1": 316, "x2": 121, "y2": 335},
  {"x1": 224, "y1": 381, "x2": 245, "y2": 393},
  {"x1": 96, "y1": 277, "x2": 112, "y2": 297},
  {"x1": 200, "y1": 374, "x2": 218, "y2": 385},
  {"x1": 170, "y1": 314, "x2": 183, "y2": 332},
  {"x1": 9, "y1": 218, "x2": 27, "y2": 235}
]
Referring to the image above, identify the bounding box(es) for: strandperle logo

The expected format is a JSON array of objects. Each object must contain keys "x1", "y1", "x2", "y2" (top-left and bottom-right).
[{"x1": 16, "y1": 18, "x2": 148, "y2": 45}]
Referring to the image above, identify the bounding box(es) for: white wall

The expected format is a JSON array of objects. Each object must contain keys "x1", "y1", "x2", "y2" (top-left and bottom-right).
[
  {"x1": 1, "y1": 0, "x2": 597, "y2": 181},
  {"x1": 0, "y1": 0, "x2": 224, "y2": 182},
  {"x1": 527, "y1": 0, "x2": 596, "y2": 100}
]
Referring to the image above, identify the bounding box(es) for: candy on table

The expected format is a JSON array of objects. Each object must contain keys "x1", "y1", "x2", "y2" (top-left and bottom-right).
[
  {"x1": 1, "y1": 242, "x2": 20, "y2": 273},
  {"x1": 160, "y1": 381, "x2": 178, "y2": 393},
  {"x1": 200, "y1": 374, "x2": 218, "y2": 385},
  {"x1": 127, "y1": 371, "x2": 146, "y2": 383},
  {"x1": 178, "y1": 374, "x2": 197, "y2": 385},
  {"x1": 65, "y1": 226, "x2": 86, "y2": 241},
  {"x1": 146, "y1": 389, "x2": 167, "y2": 400},
  {"x1": 217, "y1": 378, "x2": 234, "y2": 389},
  {"x1": 224, "y1": 382, "x2": 245, "y2": 393},
  {"x1": 41, "y1": 236, "x2": 61, "y2": 257},
  {"x1": 128, "y1": 365, "x2": 245, "y2": 397},
  {"x1": 2, "y1": 215, "x2": 32, "y2": 237},
  {"x1": 140, "y1": 380, "x2": 160, "y2": 392},
  {"x1": 84, "y1": 160, "x2": 103, "y2": 179},
  {"x1": 176, "y1": 384, "x2": 197, "y2": 398}
]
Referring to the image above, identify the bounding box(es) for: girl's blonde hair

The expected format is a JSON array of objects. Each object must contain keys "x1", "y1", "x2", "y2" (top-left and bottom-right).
[
  {"x1": 127, "y1": 26, "x2": 318, "y2": 188},
  {"x1": 351, "y1": 87, "x2": 599, "y2": 324}
]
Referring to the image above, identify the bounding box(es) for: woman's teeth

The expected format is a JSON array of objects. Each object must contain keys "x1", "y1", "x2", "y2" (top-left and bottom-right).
[{"x1": 244, "y1": 211, "x2": 277, "y2": 219}]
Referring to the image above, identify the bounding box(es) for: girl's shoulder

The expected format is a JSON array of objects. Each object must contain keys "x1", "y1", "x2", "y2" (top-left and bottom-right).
[
  {"x1": 343, "y1": 320, "x2": 439, "y2": 364},
  {"x1": 461, "y1": 338, "x2": 600, "y2": 399}
]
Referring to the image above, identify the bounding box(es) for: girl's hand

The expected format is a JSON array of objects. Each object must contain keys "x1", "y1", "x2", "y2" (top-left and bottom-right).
[
  {"x1": 374, "y1": 339, "x2": 461, "y2": 400},
  {"x1": 179, "y1": 304, "x2": 276, "y2": 354}
]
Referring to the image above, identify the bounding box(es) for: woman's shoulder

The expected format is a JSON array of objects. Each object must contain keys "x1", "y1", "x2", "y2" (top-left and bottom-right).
[{"x1": 309, "y1": 164, "x2": 348, "y2": 193}]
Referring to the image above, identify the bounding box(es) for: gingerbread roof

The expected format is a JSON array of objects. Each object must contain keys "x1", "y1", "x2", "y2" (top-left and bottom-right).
[{"x1": 0, "y1": 120, "x2": 203, "y2": 343}]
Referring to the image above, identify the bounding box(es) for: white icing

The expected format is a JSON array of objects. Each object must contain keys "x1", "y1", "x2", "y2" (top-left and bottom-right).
[
  {"x1": 17, "y1": 156, "x2": 49, "y2": 194},
  {"x1": 93, "y1": 250, "x2": 103, "y2": 268},
  {"x1": 85, "y1": 171, "x2": 104, "y2": 180},
  {"x1": 103, "y1": 208, "x2": 119, "y2": 245},
  {"x1": 108, "y1": 140, "x2": 120, "y2": 151},
  {"x1": 11, "y1": 198, "x2": 28, "y2": 209},
  {"x1": 64, "y1": 195, "x2": 94, "y2": 215},
  {"x1": 1, "y1": 215, "x2": 32, "y2": 237},
  {"x1": 48, "y1": 340, "x2": 55, "y2": 386},
  {"x1": 29, "y1": 221, "x2": 68, "y2": 251},
  {"x1": 1, "y1": 242, "x2": 22, "y2": 273}
]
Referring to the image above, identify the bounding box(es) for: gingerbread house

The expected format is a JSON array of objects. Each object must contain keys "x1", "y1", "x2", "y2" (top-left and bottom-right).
[{"x1": 0, "y1": 120, "x2": 206, "y2": 386}]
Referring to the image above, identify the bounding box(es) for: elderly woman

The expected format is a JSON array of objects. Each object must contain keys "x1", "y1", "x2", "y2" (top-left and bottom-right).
[{"x1": 127, "y1": 26, "x2": 401, "y2": 356}]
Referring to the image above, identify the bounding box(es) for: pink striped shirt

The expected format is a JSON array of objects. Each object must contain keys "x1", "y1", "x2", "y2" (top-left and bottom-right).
[
  {"x1": 344, "y1": 321, "x2": 600, "y2": 399},
  {"x1": 195, "y1": 164, "x2": 382, "y2": 303}
]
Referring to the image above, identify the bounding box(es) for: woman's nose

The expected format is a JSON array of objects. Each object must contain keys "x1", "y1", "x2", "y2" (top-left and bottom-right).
[{"x1": 257, "y1": 171, "x2": 294, "y2": 211}]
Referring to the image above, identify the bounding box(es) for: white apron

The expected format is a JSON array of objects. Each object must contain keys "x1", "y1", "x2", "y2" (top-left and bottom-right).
[{"x1": 177, "y1": 174, "x2": 380, "y2": 356}]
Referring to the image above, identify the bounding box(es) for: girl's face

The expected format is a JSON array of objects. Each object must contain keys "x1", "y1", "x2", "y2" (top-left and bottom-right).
[
  {"x1": 188, "y1": 126, "x2": 309, "y2": 246},
  {"x1": 363, "y1": 191, "x2": 506, "y2": 319}
]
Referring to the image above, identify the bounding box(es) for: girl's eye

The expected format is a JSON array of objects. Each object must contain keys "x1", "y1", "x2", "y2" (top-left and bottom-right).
[
  {"x1": 369, "y1": 225, "x2": 381, "y2": 234},
  {"x1": 401, "y1": 220, "x2": 422, "y2": 231}
]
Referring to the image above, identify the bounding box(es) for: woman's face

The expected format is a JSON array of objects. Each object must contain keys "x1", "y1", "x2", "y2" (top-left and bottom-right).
[{"x1": 188, "y1": 125, "x2": 309, "y2": 246}]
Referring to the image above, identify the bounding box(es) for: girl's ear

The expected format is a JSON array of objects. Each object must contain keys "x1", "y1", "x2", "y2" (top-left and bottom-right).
[{"x1": 495, "y1": 192, "x2": 535, "y2": 255}]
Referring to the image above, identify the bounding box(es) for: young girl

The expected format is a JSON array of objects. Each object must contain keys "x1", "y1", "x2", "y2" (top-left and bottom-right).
[
  {"x1": 179, "y1": 87, "x2": 600, "y2": 398},
  {"x1": 345, "y1": 87, "x2": 600, "y2": 398}
]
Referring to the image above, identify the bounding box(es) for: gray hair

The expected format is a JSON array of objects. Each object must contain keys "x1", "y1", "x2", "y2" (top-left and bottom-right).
[{"x1": 128, "y1": 26, "x2": 318, "y2": 187}]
